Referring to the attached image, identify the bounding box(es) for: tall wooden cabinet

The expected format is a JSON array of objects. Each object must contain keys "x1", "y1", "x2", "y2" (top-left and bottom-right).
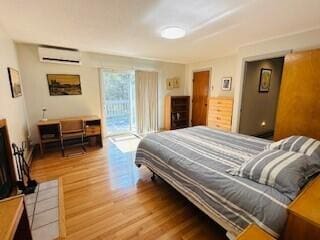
[
  {"x1": 207, "y1": 97, "x2": 233, "y2": 131},
  {"x1": 164, "y1": 96, "x2": 190, "y2": 130},
  {"x1": 274, "y1": 49, "x2": 320, "y2": 140}
]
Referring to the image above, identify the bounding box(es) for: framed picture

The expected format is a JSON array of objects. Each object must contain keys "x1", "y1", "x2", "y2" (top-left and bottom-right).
[
  {"x1": 259, "y1": 68, "x2": 272, "y2": 92},
  {"x1": 47, "y1": 74, "x2": 82, "y2": 96},
  {"x1": 7, "y1": 67, "x2": 22, "y2": 98},
  {"x1": 166, "y1": 78, "x2": 174, "y2": 90},
  {"x1": 221, "y1": 77, "x2": 232, "y2": 91},
  {"x1": 172, "y1": 77, "x2": 180, "y2": 88}
]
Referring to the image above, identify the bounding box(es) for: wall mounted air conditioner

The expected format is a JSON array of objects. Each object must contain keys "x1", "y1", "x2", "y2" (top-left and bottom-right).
[{"x1": 38, "y1": 46, "x2": 81, "y2": 65}]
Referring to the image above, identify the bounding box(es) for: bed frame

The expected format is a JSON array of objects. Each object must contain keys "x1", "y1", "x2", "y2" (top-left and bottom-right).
[
  {"x1": 147, "y1": 168, "x2": 241, "y2": 238},
  {"x1": 148, "y1": 168, "x2": 320, "y2": 240}
]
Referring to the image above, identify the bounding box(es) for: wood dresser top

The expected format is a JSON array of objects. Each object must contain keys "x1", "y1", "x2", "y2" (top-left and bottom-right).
[
  {"x1": 0, "y1": 196, "x2": 24, "y2": 240},
  {"x1": 236, "y1": 224, "x2": 275, "y2": 240},
  {"x1": 37, "y1": 115, "x2": 100, "y2": 126},
  {"x1": 289, "y1": 175, "x2": 320, "y2": 226}
]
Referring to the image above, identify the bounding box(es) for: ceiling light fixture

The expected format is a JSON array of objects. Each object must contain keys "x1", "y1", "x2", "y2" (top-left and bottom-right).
[{"x1": 161, "y1": 27, "x2": 186, "y2": 39}]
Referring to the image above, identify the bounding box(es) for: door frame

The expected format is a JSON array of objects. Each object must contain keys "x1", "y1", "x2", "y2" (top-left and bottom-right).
[
  {"x1": 191, "y1": 68, "x2": 212, "y2": 126},
  {"x1": 99, "y1": 68, "x2": 136, "y2": 137},
  {"x1": 99, "y1": 68, "x2": 107, "y2": 138},
  {"x1": 238, "y1": 57, "x2": 285, "y2": 136},
  {"x1": 234, "y1": 50, "x2": 290, "y2": 133}
]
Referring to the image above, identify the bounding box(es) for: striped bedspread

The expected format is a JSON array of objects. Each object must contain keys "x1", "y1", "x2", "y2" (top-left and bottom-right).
[{"x1": 135, "y1": 126, "x2": 291, "y2": 237}]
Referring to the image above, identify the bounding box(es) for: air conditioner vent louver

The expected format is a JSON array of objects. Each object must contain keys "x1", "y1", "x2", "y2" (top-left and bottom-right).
[{"x1": 38, "y1": 46, "x2": 81, "y2": 65}]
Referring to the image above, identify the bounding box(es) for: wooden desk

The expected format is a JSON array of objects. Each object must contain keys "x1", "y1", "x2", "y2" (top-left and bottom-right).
[
  {"x1": 0, "y1": 196, "x2": 32, "y2": 240},
  {"x1": 283, "y1": 175, "x2": 320, "y2": 240},
  {"x1": 37, "y1": 115, "x2": 103, "y2": 154}
]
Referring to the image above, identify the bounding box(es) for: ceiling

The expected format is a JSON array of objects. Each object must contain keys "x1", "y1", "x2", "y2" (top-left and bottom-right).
[{"x1": 0, "y1": 0, "x2": 319, "y2": 63}]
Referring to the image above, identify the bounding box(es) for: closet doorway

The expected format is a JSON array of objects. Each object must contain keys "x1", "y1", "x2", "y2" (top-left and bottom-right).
[
  {"x1": 101, "y1": 70, "x2": 136, "y2": 136},
  {"x1": 239, "y1": 57, "x2": 284, "y2": 139}
]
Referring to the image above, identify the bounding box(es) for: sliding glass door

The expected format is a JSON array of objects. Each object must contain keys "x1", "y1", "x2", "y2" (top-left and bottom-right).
[{"x1": 102, "y1": 70, "x2": 136, "y2": 136}]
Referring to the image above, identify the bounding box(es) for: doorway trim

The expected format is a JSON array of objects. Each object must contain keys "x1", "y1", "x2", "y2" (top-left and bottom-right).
[
  {"x1": 99, "y1": 68, "x2": 107, "y2": 138},
  {"x1": 238, "y1": 56, "x2": 285, "y2": 136},
  {"x1": 190, "y1": 68, "x2": 212, "y2": 126},
  {"x1": 233, "y1": 49, "x2": 292, "y2": 133}
]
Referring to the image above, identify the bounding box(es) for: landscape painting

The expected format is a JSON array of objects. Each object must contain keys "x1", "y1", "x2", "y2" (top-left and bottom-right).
[
  {"x1": 8, "y1": 67, "x2": 22, "y2": 98},
  {"x1": 47, "y1": 74, "x2": 82, "y2": 96}
]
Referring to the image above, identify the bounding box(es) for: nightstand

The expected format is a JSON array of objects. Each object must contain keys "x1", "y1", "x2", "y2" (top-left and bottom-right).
[
  {"x1": 237, "y1": 224, "x2": 275, "y2": 240},
  {"x1": 283, "y1": 176, "x2": 320, "y2": 240}
]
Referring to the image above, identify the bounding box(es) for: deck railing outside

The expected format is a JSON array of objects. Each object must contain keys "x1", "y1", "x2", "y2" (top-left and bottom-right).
[
  {"x1": 105, "y1": 100, "x2": 135, "y2": 134},
  {"x1": 106, "y1": 100, "x2": 130, "y2": 118}
]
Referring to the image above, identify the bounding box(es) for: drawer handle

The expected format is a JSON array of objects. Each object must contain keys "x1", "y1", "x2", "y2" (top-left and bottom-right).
[
  {"x1": 216, "y1": 124, "x2": 220, "y2": 127},
  {"x1": 216, "y1": 117, "x2": 221, "y2": 120}
]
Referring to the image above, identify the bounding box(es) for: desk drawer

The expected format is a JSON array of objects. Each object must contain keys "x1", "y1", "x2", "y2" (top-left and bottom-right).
[
  {"x1": 210, "y1": 98, "x2": 233, "y2": 107},
  {"x1": 209, "y1": 109, "x2": 232, "y2": 118},
  {"x1": 209, "y1": 104, "x2": 233, "y2": 112},
  {"x1": 208, "y1": 117, "x2": 231, "y2": 126},
  {"x1": 208, "y1": 122, "x2": 231, "y2": 131},
  {"x1": 208, "y1": 114, "x2": 232, "y2": 123},
  {"x1": 85, "y1": 126, "x2": 101, "y2": 136}
]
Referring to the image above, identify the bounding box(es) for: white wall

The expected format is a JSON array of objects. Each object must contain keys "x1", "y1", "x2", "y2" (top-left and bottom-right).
[
  {"x1": 16, "y1": 43, "x2": 186, "y2": 142},
  {"x1": 186, "y1": 28, "x2": 320, "y2": 132},
  {"x1": 0, "y1": 25, "x2": 29, "y2": 147}
]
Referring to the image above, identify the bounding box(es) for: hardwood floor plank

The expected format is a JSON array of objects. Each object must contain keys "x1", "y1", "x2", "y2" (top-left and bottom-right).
[{"x1": 31, "y1": 140, "x2": 227, "y2": 240}]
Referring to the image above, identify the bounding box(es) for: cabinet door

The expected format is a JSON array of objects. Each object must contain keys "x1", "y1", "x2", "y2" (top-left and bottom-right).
[{"x1": 274, "y1": 49, "x2": 320, "y2": 140}]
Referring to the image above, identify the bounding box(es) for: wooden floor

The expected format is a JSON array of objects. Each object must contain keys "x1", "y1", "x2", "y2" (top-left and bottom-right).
[{"x1": 31, "y1": 139, "x2": 227, "y2": 240}]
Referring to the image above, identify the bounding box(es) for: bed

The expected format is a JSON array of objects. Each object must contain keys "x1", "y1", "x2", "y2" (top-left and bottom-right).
[{"x1": 135, "y1": 126, "x2": 292, "y2": 238}]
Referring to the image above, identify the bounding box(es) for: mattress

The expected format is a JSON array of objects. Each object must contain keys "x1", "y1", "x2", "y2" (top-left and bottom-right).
[{"x1": 135, "y1": 126, "x2": 291, "y2": 237}]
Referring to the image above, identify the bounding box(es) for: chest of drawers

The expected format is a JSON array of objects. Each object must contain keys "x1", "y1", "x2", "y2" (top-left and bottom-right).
[{"x1": 207, "y1": 97, "x2": 233, "y2": 131}]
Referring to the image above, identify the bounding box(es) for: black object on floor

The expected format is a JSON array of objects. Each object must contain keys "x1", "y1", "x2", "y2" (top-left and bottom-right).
[{"x1": 12, "y1": 143, "x2": 38, "y2": 194}]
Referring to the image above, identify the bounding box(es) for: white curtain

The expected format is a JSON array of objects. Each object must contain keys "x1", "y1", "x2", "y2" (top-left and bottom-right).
[{"x1": 135, "y1": 70, "x2": 158, "y2": 134}]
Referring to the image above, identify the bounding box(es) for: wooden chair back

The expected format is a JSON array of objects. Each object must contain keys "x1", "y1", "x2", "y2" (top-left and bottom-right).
[{"x1": 60, "y1": 119, "x2": 84, "y2": 134}]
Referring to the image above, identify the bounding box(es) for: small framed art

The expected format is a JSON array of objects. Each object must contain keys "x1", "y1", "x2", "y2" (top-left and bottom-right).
[
  {"x1": 8, "y1": 67, "x2": 22, "y2": 98},
  {"x1": 166, "y1": 77, "x2": 180, "y2": 90},
  {"x1": 259, "y1": 68, "x2": 272, "y2": 92},
  {"x1": 221, "y1": 77, "x2": 232, "y2": 91}
]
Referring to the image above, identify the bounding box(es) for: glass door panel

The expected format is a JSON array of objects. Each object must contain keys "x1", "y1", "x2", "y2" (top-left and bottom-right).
[{"x1": 102, "y1": 70, "x2": 136, "y2": 136}]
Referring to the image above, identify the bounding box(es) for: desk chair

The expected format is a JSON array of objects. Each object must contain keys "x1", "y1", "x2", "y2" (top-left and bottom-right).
[{"x1": 60, "y1": 119, "x2": 86, "y2": 156}]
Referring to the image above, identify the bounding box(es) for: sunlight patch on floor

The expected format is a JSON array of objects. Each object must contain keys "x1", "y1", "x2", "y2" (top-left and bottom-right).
[{"x1": 110, "y1": 134, "x2": 141, "y2": 153}]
